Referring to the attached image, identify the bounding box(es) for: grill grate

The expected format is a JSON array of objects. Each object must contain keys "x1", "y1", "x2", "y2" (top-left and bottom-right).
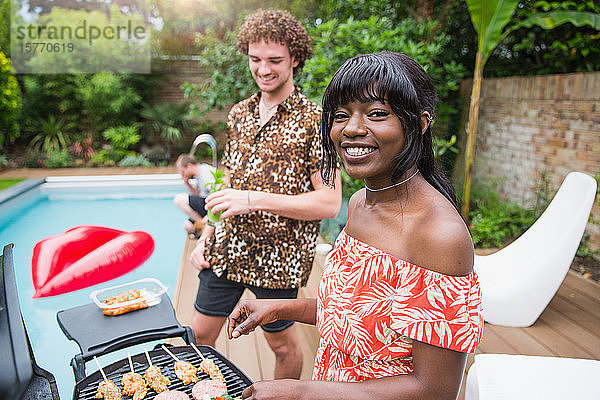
[{"x1": 73, "y1": 345, "x2": 252, "y2": 400}]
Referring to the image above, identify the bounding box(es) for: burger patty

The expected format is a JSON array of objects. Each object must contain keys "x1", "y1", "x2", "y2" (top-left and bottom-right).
[
  {"x1": 191, "y1": 379, "x2": 228, "y2": 400},
  {"x1": 154, "y1": 390, "x2": 190, "y2": 400}
]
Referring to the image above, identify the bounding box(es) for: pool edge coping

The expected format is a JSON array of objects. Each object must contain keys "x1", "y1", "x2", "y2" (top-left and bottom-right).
[
  {"x1": 0, "y1": 178, "x2": 45, "y2": 206},
  {"x1": 0, "y1": 174, "x2": 183, "y2": 205}
]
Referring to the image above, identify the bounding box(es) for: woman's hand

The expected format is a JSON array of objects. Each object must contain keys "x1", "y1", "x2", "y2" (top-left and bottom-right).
[
  {"x1": 242, "y1": 380, "x2": 301, "y2": 400},
  {"x1": 205, "y1": 189, "x2": 253, "y2": 220},
  {"x1": 190, "y1": 238, "x2": 210, "y2": 271},
  {"x1": 227, "y1": 299, "x2": 285, "y2": 339}
]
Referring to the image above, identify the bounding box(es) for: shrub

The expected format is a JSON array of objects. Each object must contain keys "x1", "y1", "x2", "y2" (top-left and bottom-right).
[
  {"x1": 118, "y1": 154, "x2": 152, "y2": 167},
  {"x1": 183, "y1": 28, "x2": 255, "y2": 119},
  {"x1": 21, "y1": 149, "x2": 47, "y2": 168},
  {"x1": 45, "y1": 149, "x2": 73, "y2": 168},
  {"x1": 0, "y1": 51, "x2": 20, "y2": 149},
  {"x1": 79, "y1": 74, "x2": 143, "y2": 135},
  {"x1": 468, "y1": 183, "x2": 537, "y2": 248},
  {"x1": 143, "y1": 145, "x2": 169, "y2": 165},
  {"x1": 88, "y1": 151, "x2": 116, "y2": 167}
]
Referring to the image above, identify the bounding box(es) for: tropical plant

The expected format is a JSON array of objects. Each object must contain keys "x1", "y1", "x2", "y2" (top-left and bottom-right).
[
  {"x1": 140, "y1": 102, "x2": 192, "y2": 144},
  {"x1": 68, "y1": 136, "x2": 95, "y2": 161},
  {"x1": 461, "y1": 0, "x2": 600, "y2": 219},
  {"x1": 98, "y1": 125, "x2": 141, "y2": 163},
  {"x1": 30, "y1": 115, "x2": 73, "y2": 153}
]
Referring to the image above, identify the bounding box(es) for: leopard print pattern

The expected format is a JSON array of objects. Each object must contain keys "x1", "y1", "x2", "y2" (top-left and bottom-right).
[{"x1": 205, "y1": 88, "x2": 322, "y2": 289}]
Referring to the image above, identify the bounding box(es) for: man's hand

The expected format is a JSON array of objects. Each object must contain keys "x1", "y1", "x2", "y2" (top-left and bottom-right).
[
  {"x1": 205, "y1": 189, "x2": 252, "y2": 219},
  {"x1": 190, "y1": 239, "x2": 210, "y2": 271}
]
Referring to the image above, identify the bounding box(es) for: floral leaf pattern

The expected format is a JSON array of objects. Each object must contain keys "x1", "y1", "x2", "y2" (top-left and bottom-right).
[{"x1": 313, "y1": 230, "x2": 483, "y2": 382}]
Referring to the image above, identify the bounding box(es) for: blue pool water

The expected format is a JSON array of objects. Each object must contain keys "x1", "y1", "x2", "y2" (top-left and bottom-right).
[{"x1": 0, "y1": 175, "x2": 190, "y2": 399}]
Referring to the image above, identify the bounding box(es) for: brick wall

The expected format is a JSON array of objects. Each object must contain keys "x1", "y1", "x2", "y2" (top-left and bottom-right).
[
  {"x1": 456, "y1": 72, "x2": 600, "y2": 252},
  {"x1": 151, "y1": 57, "x2": 230, "y2": 122},
  {"x1": 150, "y1": 57, "x2": 231, "y2": 151}
]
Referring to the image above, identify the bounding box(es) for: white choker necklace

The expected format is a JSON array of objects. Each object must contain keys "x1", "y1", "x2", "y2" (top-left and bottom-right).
[{"x1": 364, "y1": 170, "x2": 420, "y2": 192}]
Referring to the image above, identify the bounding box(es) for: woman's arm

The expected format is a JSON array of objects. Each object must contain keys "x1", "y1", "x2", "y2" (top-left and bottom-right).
[
  {"x1": 242, "y1": 340, "x2": 467, "y2": 400},
  {"x1": 228, "y1": 298, "x2": 317, "y2": 339}
]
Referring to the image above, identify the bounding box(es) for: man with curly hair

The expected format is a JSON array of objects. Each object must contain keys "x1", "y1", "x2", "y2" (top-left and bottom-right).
[{"x1": 190, "y1": 9, "x2": 342, "y2": 379}]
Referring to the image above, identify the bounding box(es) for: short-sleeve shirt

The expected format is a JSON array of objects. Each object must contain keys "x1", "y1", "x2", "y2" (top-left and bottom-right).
[
  {"x1": 313, "y1": 229, "x2": 483, "y2": 381},
  {"x1": 205, "y1": 88, "x2": 323, "y2": 289}
]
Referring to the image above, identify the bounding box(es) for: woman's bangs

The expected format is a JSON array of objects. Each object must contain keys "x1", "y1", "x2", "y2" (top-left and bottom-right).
[
  {"x1": 324, "y1": 54, "x2": 419, "y2": 113},
  {"x1": 323, "y1": 55, "x2": 389, "y2": 111}
]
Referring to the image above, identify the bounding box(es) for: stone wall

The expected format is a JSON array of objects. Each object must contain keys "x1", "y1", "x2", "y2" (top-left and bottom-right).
[{"x1": 456, "y1": 72, "x2": 600, "y2": 252}]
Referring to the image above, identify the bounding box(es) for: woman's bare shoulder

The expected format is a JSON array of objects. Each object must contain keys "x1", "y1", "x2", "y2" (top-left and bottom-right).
[{"x1": 409, "y1": 204, "x2": 474, "y2": 277}]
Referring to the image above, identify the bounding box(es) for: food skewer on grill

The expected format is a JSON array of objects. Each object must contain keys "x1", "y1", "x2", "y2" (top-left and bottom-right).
[
  {"x1": 162, "y1": 344, "x2": 199, "y2": 385},
  {"x1": 122, "y1": 353, "x2": 147, "y2": 400},
  {"x1": 94, "y1": 356, "x2": 122, "y2": 400},
  {"x1": 144, "y1": 348, "x2": 170, "y2": 393},
  {"x1": 190, "y1": 343, "x2": 225, "y2": 382}
]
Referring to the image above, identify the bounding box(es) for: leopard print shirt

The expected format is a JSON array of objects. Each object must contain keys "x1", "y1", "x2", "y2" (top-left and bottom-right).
[{"x1": 205, "y1": 88, "x2": 323, "y2": 289}]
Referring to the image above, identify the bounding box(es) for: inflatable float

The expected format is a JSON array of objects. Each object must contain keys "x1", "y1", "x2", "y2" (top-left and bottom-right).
[{"x1": 31, "y1": 225, "x2": 154, "y2": 298}]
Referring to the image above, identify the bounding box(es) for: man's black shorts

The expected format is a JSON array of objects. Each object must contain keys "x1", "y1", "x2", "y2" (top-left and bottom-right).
[
  {"x1": 189, "y1": 195, "x2": 207, "y2": 220},
  {"x1": 194, "y1": 269, "x2": 298, "y2": 333}
]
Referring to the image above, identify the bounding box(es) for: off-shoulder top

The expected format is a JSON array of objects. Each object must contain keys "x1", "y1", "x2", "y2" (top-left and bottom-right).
[{"x1": 312, "y1": 229, "x2": 483, "y2": 382}]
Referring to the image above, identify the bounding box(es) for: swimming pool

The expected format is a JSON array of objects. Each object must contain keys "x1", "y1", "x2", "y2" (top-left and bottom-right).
[{"x1": 0, "y1": 174, "x2": 189, "y2": 399}]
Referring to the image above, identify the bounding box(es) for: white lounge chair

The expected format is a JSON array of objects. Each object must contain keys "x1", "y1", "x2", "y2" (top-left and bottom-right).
[
  {"x1": 474, "y1": 171, "x2": 597, "y2": 327},
  {"x1": 465, "y1": 354, "x2": 600, "y2": 400}
]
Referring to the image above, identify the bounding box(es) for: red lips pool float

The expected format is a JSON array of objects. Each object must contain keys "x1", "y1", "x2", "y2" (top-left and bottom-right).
[{"x1": 31, "y1": 225, "x2": 154, "y2": 298}]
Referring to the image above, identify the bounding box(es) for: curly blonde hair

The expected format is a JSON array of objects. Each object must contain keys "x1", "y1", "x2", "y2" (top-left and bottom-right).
[{"x1": 237, "y1": 9, "x2": 313, "y2": 74}]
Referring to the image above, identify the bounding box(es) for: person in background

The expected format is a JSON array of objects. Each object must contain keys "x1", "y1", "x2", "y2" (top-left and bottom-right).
[
  {"x1": 227, "y1": 51, "x2": 483, "y2": 400},
  {"x1": 174, "y1": 154, "x2": 214, "y2": 237},
  {"x1": 189, "y1": 9, "x2": 342, "y2": 380}
]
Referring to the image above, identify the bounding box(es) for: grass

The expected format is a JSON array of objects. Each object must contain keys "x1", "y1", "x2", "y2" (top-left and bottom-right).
[{"x1": 0, "y1": 179, "x2": 25, "y2": 191}]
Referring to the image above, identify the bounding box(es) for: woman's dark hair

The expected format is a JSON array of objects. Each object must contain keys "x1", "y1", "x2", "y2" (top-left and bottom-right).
[{"x1": 320, "y1": 51, "x2": 457, "y2": 208}]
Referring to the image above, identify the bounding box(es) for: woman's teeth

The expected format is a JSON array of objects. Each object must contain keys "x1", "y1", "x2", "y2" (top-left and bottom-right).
[{"x1": 346, "y1": 147, "x2": 374, "y2": 156}]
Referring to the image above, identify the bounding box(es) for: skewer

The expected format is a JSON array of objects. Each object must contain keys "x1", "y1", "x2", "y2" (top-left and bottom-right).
[
  {"x1": 161, "y1": 344, "x2": 180, "y2": 361},
  {"x1": 128, "y1": 353, "x2": 134, "y2": 372},
  {"x1": 190, "y1": 343, "x2": 206, "y2": 361},
  {"x1": 93, "y1": 356, "x2": 108, "y2": 382},
  {"x1": 144, "y1": 349, "x2": 152, "y2": 366}
]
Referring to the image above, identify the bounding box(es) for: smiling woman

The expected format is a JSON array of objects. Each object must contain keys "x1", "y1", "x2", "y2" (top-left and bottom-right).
[{"x1": 225, "y1": 52, "x2": 483, "y2": 400}]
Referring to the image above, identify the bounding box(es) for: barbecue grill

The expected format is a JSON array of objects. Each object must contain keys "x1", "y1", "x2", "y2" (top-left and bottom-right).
[
  {"x1": 73, "y1": 345, "x2": 252, "y2": 400},
  {"x1": 1, "y1": 244, "x2": 59, "y2": 399},
  {"x1": 1, "y1": 243, "x2": 253, "y2": 400}
]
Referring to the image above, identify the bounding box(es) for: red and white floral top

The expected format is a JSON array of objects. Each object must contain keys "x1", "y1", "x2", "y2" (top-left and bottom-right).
[{"x1": 313, "y1": 229, "x2": 483, "y2": 382}]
